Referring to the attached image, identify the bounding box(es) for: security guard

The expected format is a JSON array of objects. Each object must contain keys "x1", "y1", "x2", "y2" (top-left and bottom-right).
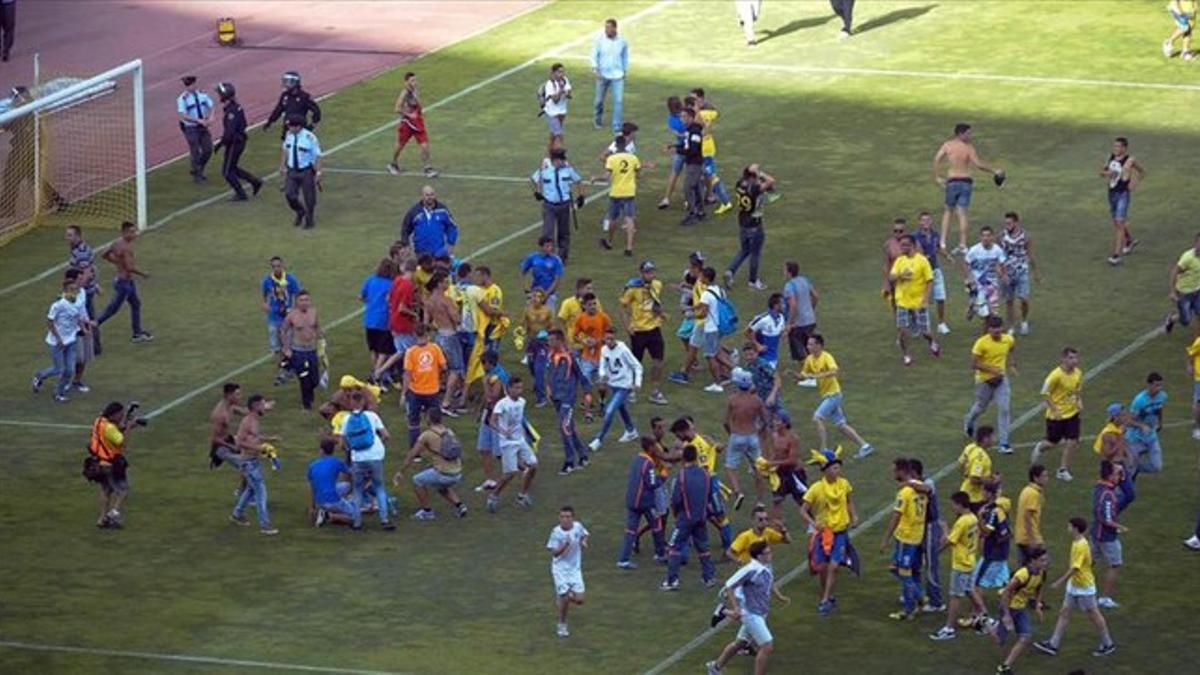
[
  {"x1": 280, "y1": 115, "x2": 322, "y2": 229},
  {"x1": 214, "y1": 82, "x2": 262, "y2": 202},
  {"x1": 177, "y1": 76, "x2": 214, "y2": 183},
  {"x1": 530, "y1": 148, "x2": 586, "y2": 263},
  {"x1": 263, "y1": 71, "x2": 320, "y2": 138}
]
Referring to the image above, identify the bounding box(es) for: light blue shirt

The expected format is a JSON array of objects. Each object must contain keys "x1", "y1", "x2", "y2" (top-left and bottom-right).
[
  {"x1": 591, "y1": 33, "x2": 629, "y2": 80},
  {"x1": 531, "y1": 161, "x2": 582, "y2": 204},
  {"x1": 1126, "y1": 388, "x2": 1167, "y2": 443},
  {"x1": 177, "y1": 90, "x2": 214, "y2": 127},
  {"x1": 283, "y1": 129, "x2": 321, "y2": 170}
]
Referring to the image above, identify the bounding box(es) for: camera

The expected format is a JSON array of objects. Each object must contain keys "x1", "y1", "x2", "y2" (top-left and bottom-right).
[{"x1": 124, "y1": 401, "x2": 149, "y2": 428}]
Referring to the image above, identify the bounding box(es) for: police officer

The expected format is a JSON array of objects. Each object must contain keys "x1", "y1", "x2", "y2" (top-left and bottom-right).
[
  {"x1": 1, "y1": 0, "x2": 16, "y2": 62},
  {"x1": 280, "y1": 115, "x2": 322, "y2": 229},
  {"x1": 177, "y1": 76, "x2": 214, "y2": 184},
  {"x1": 530, "y1": 148, "x2": 586, "y2": 263},
  {"x1": 214, "y1": 82, "x2": 262, "y2": 202},
  {"x1": 263, "y1": 71, "x2": 320, "y2": 138}
]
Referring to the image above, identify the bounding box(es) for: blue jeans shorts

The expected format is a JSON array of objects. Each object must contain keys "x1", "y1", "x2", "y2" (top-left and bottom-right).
[
  {"x1": 1177, "y1": 290, "x2": 1200, "y2": 325},
  {"x1": 996, "y1": 608, "x2": 1033, "y2": 642},
  {"x1": 413, "y1": 468, "x2": 463, "y2": 489},
  {"x1": 1108, "y1": 190, "x2": 1130, "y2": 221},
  {"x1": 814, "y1": 393, "x2": 847, "y2": 426},
  {"x1": 607, "y1": 197, "x2": 636, "y2": 220},
  {"x1": 725, "y1": 433, "x2": 762, "y2": 469},
  {"x1": 944, "y1": 178, "x2": 973, "y2": 208}
]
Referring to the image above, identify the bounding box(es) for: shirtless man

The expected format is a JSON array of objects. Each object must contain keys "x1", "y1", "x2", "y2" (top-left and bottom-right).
[
  {"x1": 209, "y1": 382, "x2": 247, "y2": 469},
  {"x1": 422, "y1": 271, "x2": 464, "y2": 414},
  {"x1": 387, "y1": 72, "x2": 438, "y2": 178},
  {"x1": 231, "y1": 394, "x2": 279, "y2": 534},
  {"x1": 768, "y1": 416, "x2": 807, "y2": 521},
  {"x1": 932, "y1": 123, "x2": 1005, "y2": 255},
  {"x1": 280, "y1": 290, "x2": 324, "y2": 410},
  {"x1": 882, "y1": 217, "x2": 908, "y2": 313},
  {"x1": 725, "y1": 369, "x2": 768, "y2": 508},
  {"x1": 96, "y1": 221, "x2": 153, "y2": 343}
]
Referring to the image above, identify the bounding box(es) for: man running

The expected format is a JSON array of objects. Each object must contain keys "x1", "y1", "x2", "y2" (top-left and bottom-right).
[
  {"x1": 1163, "y1": 232, "x2": 1200, "y2": 337},
  {"x1": 1001, "y1": 212, "x2": 1039, "y2": 335},
  {"x1": 724, "y1": 369, "x2": 767, "y2": 507},
  {"x1": 489, "y1": 376, "x2": 538, "y2": 511},
  {"x1": 387, "y1": 72, "x2": 438, "y2": 177},
  {"x1": 965, "y1": 316, "x2": 1015, "y2": 453},
  {"x1": 1099, "y1": 137, "x2": 1144, "y2": 266},
  {"x1": 548, "y1": 505, "x2": 589, "y2": 637},
  {"x1": 932, "y1": 123, "x2": 1005, "y2": 254},
  {"x1": 798, "y1": 334, "x2": 873, "y2": 458},
  {"x1": 802, "y1": 449, "x2": 858, "y2": 615},
  {"x1": 706, "y1": 541, "x2": 788, "y2": 675},
  {"x1": 620, "y1": 259, "x2": 668, "y2": 405},
  {"x1": 1032, "y1": 347, "x2": 1083, "y2": 480},
  {"x1": 889, "y1": 233, "x2": 941, "y2": 366},
  {"x1": 96, "y1": 221, "x2": 152, "y2": 343}
]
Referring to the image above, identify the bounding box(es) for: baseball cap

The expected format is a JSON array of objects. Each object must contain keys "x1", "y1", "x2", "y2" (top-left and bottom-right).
[
  {"x1": 732, "y1": 368, "x2": 753, "y2": 390},
  {"x1": 640, "y1": 259, "x2": 656, "y2": 272},
  {"x1": 1106, "y1": 402, "x2": 1123, "y2": 418}
]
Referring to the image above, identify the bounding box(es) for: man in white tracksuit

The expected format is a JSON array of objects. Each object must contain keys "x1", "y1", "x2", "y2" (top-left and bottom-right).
[
  {"x1": 736, "y1": 1, "x2": 764, "y2": 46},
  {"x1": 589, "y1": 327, "x2": 643, "y2": 451}
]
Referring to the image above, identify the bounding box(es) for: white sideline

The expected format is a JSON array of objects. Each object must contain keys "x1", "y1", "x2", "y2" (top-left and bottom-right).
[
  {"x1": 322, "y1": 167, "x2": 531, "y2": 184},
  {"x1": 0, "y1": 639, "x2": 405, "y2": 675},
  {"x1": 560, "y1": 54, "x2": 1200, "y2": 92},
  {"x1": 642, "y1": 324, "x2": 1165, "y2": 675},
  {"x1": 0, "y1": 0, "x2": 677, "y2": 299}
]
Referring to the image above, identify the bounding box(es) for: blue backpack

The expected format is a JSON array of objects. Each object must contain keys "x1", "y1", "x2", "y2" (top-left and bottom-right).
[
  {"x1": 343, "y1": 411, "x2": 376, "y2": 452},
  {"x1": 706, "y1": 288, "x2": 739, "y2": 337}
]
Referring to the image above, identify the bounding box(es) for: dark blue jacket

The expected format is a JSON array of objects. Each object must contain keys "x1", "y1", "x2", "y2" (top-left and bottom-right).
[
  {"x1": 548, "y1": 349, "x2": 583, "y2": 404},
  {"x1": 626, "y1": 453, "x2": 659, "y2": 511},
  {"x1": 672, "y1": 465, "x2": 712, "y2": 524}
]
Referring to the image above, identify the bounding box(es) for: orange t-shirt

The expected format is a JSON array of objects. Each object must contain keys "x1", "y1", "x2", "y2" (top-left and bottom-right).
[
  {"x1": 404, "y1": 342, "x2": 447, "y2": 395},
  {"x1": 573, "y1": 311, "x2": 611, "y2": 363}
]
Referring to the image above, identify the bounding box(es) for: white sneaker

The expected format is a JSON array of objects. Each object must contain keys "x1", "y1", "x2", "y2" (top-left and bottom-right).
[
  {"x1": 854, "y1": 443, "x2": 874, "y2": 459},
  {"x1": 556, "y1": 622, "x2": 570, "y2": 638},
  {"x1": 1019, "y1": 321, "x2": 1029, "y2": 335},
  {"x1": 997, "y1": 445, "x2": 1013, "y2": 455},
  {"x1": 704, "y1": 383, "x2": 724, "y2": 393},
  {"x1": 1184, "y1": 535, "x2": 1200, "y2": 551},
  {"x1": 705, "y1": 661, "x2": 721, "y2": 675},
  {"x1": 588, "y1": 438, "x2": 602, "y2": 452},
  {"x1": 474, "y1": 479, "x2": 498, "y2": 493},
  {"x1": 902, "y1": 354, "x2": 913, "y2": 366},
  {"x1": 936, "y1": 322, "x2": 951, "y2": 335},
  {"x1": 1163, "y1": 39, "x2": 1174, "y2": 57},
  {"x1": 1056, "y1": 468, "x2": 1073, "y2": 482},
  {"x1": 619, "y1": 429, "x2": 640, "y2": 443},
  {"x1": 837, "y1": 29, "x2": 851, "y2": 41},
  {"x1": 1030, "y1": 441, "x2": 1044, "y2": 464},
  {"x1": 602, "y1": 219, "x2": 611, "y2": 233},
  {"x1": 748, "y1": 279, "x2": 766, "y2": 291},
  {"x1": 1097, "y1": 597, "x2": 1119, "y2": 609},
  {"x1": 1192, "y1": 427, "x2": 1200, "y2": 441},
  {"x1": 796, "y1": 378, "x2": 818, "y2": 388},
  {"x1": 1185, "y1": 51, "x2": 1197, "y2": 61},
  {"x1": 929, "y1": 626, "x2": 957, "y2": 641}
]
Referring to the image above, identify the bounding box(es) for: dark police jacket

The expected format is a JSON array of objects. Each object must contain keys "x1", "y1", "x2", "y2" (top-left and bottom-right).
[{"x1": 265, "y1": 88, "x2": 321, "y2": 130}]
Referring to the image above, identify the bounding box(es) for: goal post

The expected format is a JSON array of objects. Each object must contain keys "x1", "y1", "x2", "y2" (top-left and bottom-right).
[{"x1": 0, "y1": 58, "x2": 147, "y2": 244}]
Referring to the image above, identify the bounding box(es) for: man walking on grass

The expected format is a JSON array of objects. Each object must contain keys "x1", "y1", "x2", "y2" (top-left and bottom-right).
[
  {"x1": 280, "y1": 290, "x2": 323, "y2": 411},
  {"x1": 96, "y1": 221, "x2": 152, "y2": 344},
  {"x1": 230, "y1": 394, "x2": 279, "y2": 535},
  {"x1": 706, "y1": 541, "x2": 788, "y2": 675},
  {"x1": 591, "y1": 18, "x2": 628, "y2": 134}
]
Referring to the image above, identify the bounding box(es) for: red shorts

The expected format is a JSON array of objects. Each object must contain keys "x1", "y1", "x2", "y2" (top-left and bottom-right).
[{"x1": 397, "y1": 117, "x2": 428, "y2": 146}]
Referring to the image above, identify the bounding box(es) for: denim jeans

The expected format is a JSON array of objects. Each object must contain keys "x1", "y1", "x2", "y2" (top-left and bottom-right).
[
  {"x1": 592, "y1": 77, "x2": 625, "y2": 133},
  {"x1": 555, "y1": 401, "x2": 587, "y2": 465},
  {"x1": 595, "y1": 386, "x2": 634, "y2": 445},
  {"x1": 527, "y1": 339, "x2": 549, "y2": 404},
  {"x1": 964, "y1": 377, "x2": 1011, "y2": 446},
  {"x1": 727, "y1": 225, "x2": 765, "y2": 283},
  {"x1": 35, "y1": 340, "x2": 77, "y2": 397},
  {"x1": 96, "y1": 277, "x2": 143, "y2": 336},
  {"x1": 232, "y1": 459, "x2": 271, "y2": 528},
  {"x1": 352, "y1": 460, "x2": 391, "y2": 525}
]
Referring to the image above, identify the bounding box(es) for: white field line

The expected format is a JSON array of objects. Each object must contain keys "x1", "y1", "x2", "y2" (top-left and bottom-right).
[
  {"x1": 322, "y1": 167, "x2": 531, "y2": 183},
  {"x1": 0, "y1": 419, "x2": 92, "y2": 430},
  {"x1": 0, "y1": 639, "x2": 406, "y2": 675},
  {"x1": 0, "y1": 0, "x2": 676, "y2": 299},
  {"x1": 642, "y1": 324, "x2": 1165, "y2": 675},
  {"x1": 559, "y1": 54, "x2": 1200, "y2": 92}
]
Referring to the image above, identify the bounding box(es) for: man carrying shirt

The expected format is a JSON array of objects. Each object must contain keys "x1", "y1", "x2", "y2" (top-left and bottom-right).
[{"x1": 802, "y1": 449, "x2": 858, "y2": 616}]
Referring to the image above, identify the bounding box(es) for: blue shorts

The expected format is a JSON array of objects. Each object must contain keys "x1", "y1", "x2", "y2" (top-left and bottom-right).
[
  {"x1": 1194, "y1": 381, "x2": 1200, "y2": 405},
  {"x1": 267, "y1": 319, "x2": 284, "y2": 353},
  {"x1": 974, "y1": 558, "x2": 1011, "y2": 589},
  {"x1": 412, "y1": 468, "x2": 463, "y2": 489},
  {"x1": 735, "y1": 612, "x2": 773, "y2": 646},
  {"x1": 1004, "y1": 269, "x2": 1030, "y2": 301},
  {"x1": 1177, "y1": 290, "x2": 1200, "y2": 325},
  {"x1": 676, "y1": 317, "x2": 695, "y2": 341},
  {"x1": 996, "y1": 608, "x2": 1033, "y2": 642},
  {"x1": 931, "y1": 268, "x2": 947, "y2": 302},
  {"x1": 319, "y1": 498, "x2": 358, "y2": 517},
  {"x1": 725, "y1": 433, "x2": 762, "y2": 469},
  {"x1": 1108, "y1": 190, "x2": 1130, "y2": 220},
  {"x1": 892, "y1": 541, "x2": 921, "y2": 574},
  {"x1": 477, "y1": 422, "x2": 501, "y2": 457},
  {"x1": 813, "y1": 530, "x2": 849, "y2": 566},
  {"x1": 436, "y1": 331, "x2": 465, "y2": 372},
  {"x1": 703, "y1": 156, "x2": 718, "y2": 177},
  {"x1": 671, "y1": 153, "x2": 685, "y2": 174},
  {"x1": 1171, "y1": 10, "x2": 1194, "y2": 32},
  {"x1": 944, "y1": 178, "x2": 973, "y2": 208},
  {"x1": 579, "y1": 359, "x2": 598, "y2": 388},
  {"x1": 392, "y1": 332, "x2": 416, "y2": 356},
  {"x1": 814, "y1": 393, "x2": 847, "y2": 426},
  {"x1": 607, "y1": 197, "x2": 636, "y2": 220}
]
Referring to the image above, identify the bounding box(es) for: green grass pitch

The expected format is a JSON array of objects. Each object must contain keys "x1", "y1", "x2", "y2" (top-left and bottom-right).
[{"x1": 1, "y1": 1, "x2": 1199, "y2": 673}]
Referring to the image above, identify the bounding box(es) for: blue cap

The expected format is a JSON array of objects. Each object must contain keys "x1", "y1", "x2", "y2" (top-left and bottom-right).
[{"x1": 1106, "y1": 402, "x2": 1123, "y2": 418}]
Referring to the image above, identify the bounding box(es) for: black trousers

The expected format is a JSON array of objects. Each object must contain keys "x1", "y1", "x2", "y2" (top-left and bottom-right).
[
  {"x1": 285, "y1": 168, "x2": 316, "y2": 226},
  {"x1": 1, "y1": 2, "x2": 15, "y2": 60},
  {"x1": 289, "y1": 349, "x2": 319, "y2": 410},
  {"x1": 182, "y1": 126, "x2": 213, "y2": 178},
  {"x1": 221, "y1": 136, "x2": 259, "y2": 198},
  {"x1": 541, "y1": 200, "x2": 572, "y2": 262},
  {"x1": 830, "y1": 0, "x2": 855, "y2": 32}
]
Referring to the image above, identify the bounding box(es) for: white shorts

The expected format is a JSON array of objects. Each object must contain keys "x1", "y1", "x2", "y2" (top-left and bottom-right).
[
  {"x1": 553, "y1": 568, "x2": 585, "y2": 596},
  {"x1": 500, "y1": 439, "x2": 537, "y2": 474},
  {"x1": 931, "y1": 268, "x2": 947, "y2": 302},
  {"x1": 735, "y1": 612, "x2": 773, "y2": 646}
]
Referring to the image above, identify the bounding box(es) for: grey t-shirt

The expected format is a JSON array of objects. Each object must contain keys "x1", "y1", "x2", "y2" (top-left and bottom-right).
[{"x1": 783, "y1": 275, "x2": 816, "y2": 327}]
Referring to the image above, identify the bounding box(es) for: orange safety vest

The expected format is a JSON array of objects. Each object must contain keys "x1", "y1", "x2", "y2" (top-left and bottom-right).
[{"x1": 89, "y1": 417, "x2": 123, "y2": 462}]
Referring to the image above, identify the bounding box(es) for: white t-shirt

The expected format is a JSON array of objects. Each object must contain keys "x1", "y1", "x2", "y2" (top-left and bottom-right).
[
  {"x1": 703, "y1": 286, "x2": 725, "y2": 334},
  {"x1": 347, "y1": 410, "x2": 388, "y2": 463},
  {"x1": 965, "y1": 243, "x2": 1006, "y2": 286},
  {"x1": 45, "y1": 296, "x2": 85, "y2": 346},
  {"x1": 541, "y1": 77, "x2": 572, "y2": 117},
  {"x1": 491, "y1": 396, "x2": 526, "y2": 442},
  {"x1": 547, "y1": 521, "x2": 589, "y2": 575}
]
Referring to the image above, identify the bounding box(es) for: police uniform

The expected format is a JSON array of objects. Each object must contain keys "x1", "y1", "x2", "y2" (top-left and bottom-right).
[
  {"x1": 532, "y1": 152, "x2": 583, "y2": 262},
  {"x1": 215, "y1": 84, "x2": 262, "y2": 201},
  {"x1": 177, "y1": 77, "x2": 214, "y2": 182},
  {"x1": 265, "y1": 72, "x2": 321, "y2": 139},
  {"x1": 282, "y1": 120, "x2": 321, "y2": 228},
  {"x1": 1, "y1": 0, "x2": 16, "y2": 62}
]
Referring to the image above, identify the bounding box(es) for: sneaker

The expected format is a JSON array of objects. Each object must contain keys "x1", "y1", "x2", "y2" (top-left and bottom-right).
[
  {"x1": 837, "y1": 28, "x2": 851, "y2": 41},
  {"x1": 705, "y1": 661, "x2": 721, "y2": 675},
  {"x1": 704, "y1": 383, "x2": 724, "y2": 393},
  {"x1": 132, "y1": 331, "x2": 154, "y2": 343},
  {"x1": 53, "y1": 394, "x2": 70, "y2": 403},
  {"x1": 381, "y1": 520, "x2": 397, "y2": 530},
  {"x1": 1056, "y1": 468, "x2": 1073, "y2": 482},
  {"x1": 619, "y1": 429, "x2": 640, "y2": 443},
  {"x1": 386, "y1": 162, "x2": 400, "y2": 175},
  {"x1": 889, "y1": 611, "x2": 914, "y2": 621},
  {"x1": 593, "y1": 120, "x2": 604, "y2": 130},
  {"x1": 937, "y1": 322, "x2": 951, "y2": 335},
  {"x1": 929, "y1": 626, "x2": 957, "y2": 641},
  {"x1": 668, "y1": 371, "x2": 690, "y2": 385},
  {"x1": 747, "y1": 279, "x2": 766, "y2": 291},
  {"x1": 1185, "y1": 51, "x2": 1197, "y2": 61},
  {"x1": 558, "y1": 463, "x2": 574, "y2": 476},
  {"x1": 657, "y1": 197, "x2": 670, "y2": 210},
  {"x1": 660, "y1": 579, "x2": 680, "y2": 591},
  {"x1": 423, "y1": 166, "x2": 440, "y2": 178},
  {"x1": 654, "y1": 555, "x2": 668, "y2": 565},
  {"x1": 260, "y1": 527, "x2": 279, "y2": 535},
  {"x1": 314, "y1": 509, "x2": 327, "y2": 527},
  {"x1": 1163, "y1": 39, "x2": 1175, "y2": 57},
  {"x1": 30, "y1": 375, "x2": 43, "y2": 393},
  {"x1": 1019, "y1": 321, "x2": 1030, "y2": 335},
  {"x1": 72, "y1": 381, "x2": 90, "y2": 393},
  {"x1": 649, "y1": 391, "x2": 668, "y2": 405},
  {"x1": 616, "y1": 560, "x2": 638, "y2": 570},
  {"x1": 997, "y1": 445, "x2": 1013, "y2": 455},
  {"x1": 930, "y1": 341, "x2": 941, "y2": 357},
  {"x1": 723, "y1": 269, "x2": 734, "y2": 290},
  {"x1": 587, "y1": 438, "x2": 602, "y2": 453},
  {"x1": 1184, "y1": 535, "x2": 1200, "y2": 551},
  {"x1": 1033, "y1": 640, "x2": 1058, "y2": 656},
  {"x1": 902, "y1": 354, "x2": 913, "y2": 366},
  {"x1": 921, "y1": 603, "x2": 947, "y2": 613},
  {"x1": 579, "y1": 456, "x2": 590, "y2": 469},
  {"x1": 714, "y1": 202, "x2": 733, "y2": 216},
  {"x1": 486, "y1": 495, "x2": 499, "y2": 513},
  {"x1": 817, "y1": 599, "x2": 834, "y2": 616},
  {"x1": 556, "y1": 622, "x2": 570, "y2": 638},
  {"x1": 854, "y1": 443, "x2": 874, "y2": 459},
  {"x1": 599, "y1": 237, "x2": 613, "y2": 250},
  {"x1": 1092, "y1": 643, "x2": 1117, "y2": 657},
  {"x1": 1164, "y1": 313, "x2": 1177, "y2": 334},
  {"x1": 796, "y1": 378, "x2": 818, "y2": 388},
  {"x1": 732, "y1": 493, "x2": 746, "y2": 511},
  {"x1": 1193, "y1": 427, "x2": 1200, "y2": 441},
  {"x1": 440, "y1": 406, "x2": 460, "y2": 418},
  {"x1": 996, "y1": 665, "x2": 1013, "y2": 675},
  {"x1": 516, "y1": 492, "x2": 533, "y2": 507},
  {"x1": 474, "y1": 479, "x2": 498, "y2": 493},
  {"x1": 229, "y1": 515, "x2": 251, "y2": 527},
  {"x1": 411, "y1": 509, "x2": 436, "y2": 521},
  {"x1": 1097, "y1": 597, "x2": 1119, "y2": 609},
  {"x1": 1107, "y1": 254, "x2": 1122, "y2": 266},
  {"x1": 1122, "y1": 239, "x2": 1139, "y2": 255},
  {"x1": 702, "y1": 577, "x2": 717, "y2": 588},
  {"x1": 455, "y1": 503, "x2": 468, "y2": 518}
]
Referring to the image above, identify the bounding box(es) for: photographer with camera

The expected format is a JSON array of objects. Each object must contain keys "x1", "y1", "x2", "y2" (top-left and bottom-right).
[{"x1": 85, "y1": 401, "x2": 145, "y2": 529}]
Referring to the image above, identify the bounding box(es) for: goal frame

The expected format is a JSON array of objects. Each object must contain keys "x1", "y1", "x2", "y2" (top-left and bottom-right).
[{"x1": 0, "y1": 58, "x2": 147, "y2": 231}]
